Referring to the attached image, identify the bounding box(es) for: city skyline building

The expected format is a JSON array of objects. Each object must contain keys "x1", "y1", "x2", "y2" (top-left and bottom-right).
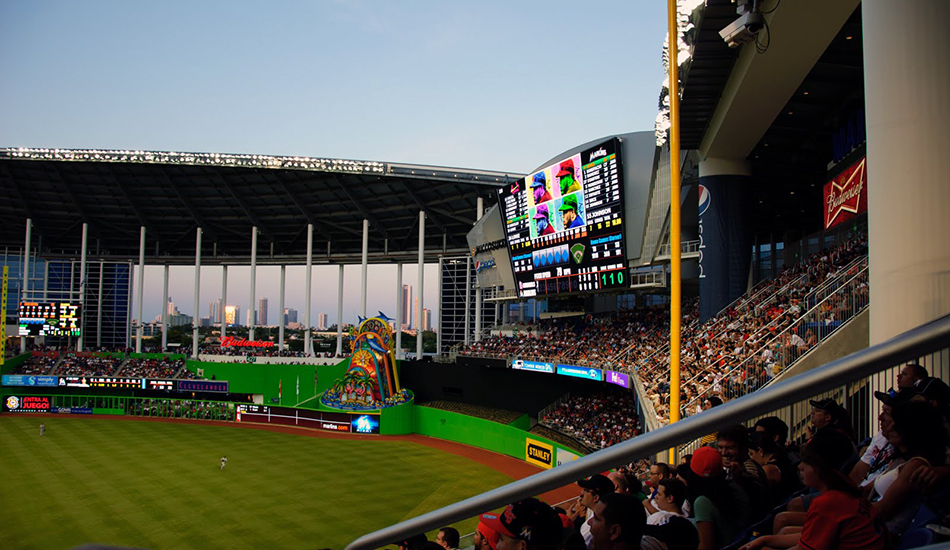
[
  {"x1": 402, "y1": 284, "x2": 412, "y2": 330},
  {"x1": 284, "y1": 308, "x2": 298, "y2": 325},
  {"x1": 258, "y1": 297, "x2": 268, "y2": 326},
  {"x1": 317, "y1": 312, "x2": 328, "y2": 330}
]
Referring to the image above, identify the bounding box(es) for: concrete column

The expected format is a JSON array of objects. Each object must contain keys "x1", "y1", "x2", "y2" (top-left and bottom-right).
[
  {"x1": 336, "y1": 264, "x2": 344, "y2": 356},
  {"x1": 395, "y1": 264, "x2": 403, "y2": 360},
  {"x1": 278, "y1": 265, "x2": 286, "y2": 352},
  {"x1": 97, "y1": 260, "x2": 104, "y2": 349},
  {"x1": 697, "y1": 158, "x2": 753, "y2": 322},
  {"x1": 864, "y1": 0, "x2": 950, "y2": 344},
  {"x1": 474, "y1": 198, "x2": 486, "y2": 343},
  {"x1": 436, "y1": 258, "x2": 443, "y2": 354},
  {"x1": 519, "y1": 301, "x2": 525, "y2": 323},
  {"x1": 249, "y1": 226, "x2": 257, "y2": 340},
  {"x1": 77, "y1": 223, "x2": 88, "y2": 351},
  {"x1": 304, "y1": 224, "x2": 313, "y2": 357},
  {"x1": 361, "y1": 218, "x2": 369, "y2": 318},
  {"x1": 220, "y1": 266, "x2": 228, "y2": 339},
  {"x1": 135, "y1": 226, "x2": 146, "y2": 353},
  {"x1": 20, "y1": 219, "x2": 31, "y2": 353},
  {"x1": 161, "y1": 264, "x2": 169, "y2": 351},
  {"x1": 192, "y1": 227, "x2": 202, "y2": 359},
  {"x1": 464, "y1": 256, "x2": 472, "y2": 346},
  {"x1": 416, "y1": 211, "x2": 425, "y2": 359}
]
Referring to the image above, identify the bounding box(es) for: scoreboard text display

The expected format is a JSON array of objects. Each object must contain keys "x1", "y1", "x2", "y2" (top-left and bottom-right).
[
  {"x1": 498, "y1": 138, "x2": 628, "y2": 298},
  {"x1": 18, "y1": 302, "x2": 82, "y2": 337}
]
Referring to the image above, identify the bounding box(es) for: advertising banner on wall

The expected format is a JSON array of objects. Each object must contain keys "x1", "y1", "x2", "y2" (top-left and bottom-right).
[
  {"x1": 556, "y1": 364, "x2": 603, "y2": 381},
  {"x1": 3, "y1": 395, "x2": 51, "y2": 413},
  {"x1": 697, "y1": 176, "x2": 753, "y2": 322},
  {"x1": 525, "y1": 437, "x2": 554, "y2": 469},
  {"x1": 823, "y1": 157, "x2": 867, "y2": 229},
  {"x1": 605, "y1": 370, "x2": 630, "y2": 388},
  {"x1": 236, "y1": 404, "x2": 379, "y2": 434},
  {"x1": 2, "y1": 375, "x2": 58, "y2": 387},
  {"x1": 512, "y1": 360, "x2": 555, "y2": 374}
]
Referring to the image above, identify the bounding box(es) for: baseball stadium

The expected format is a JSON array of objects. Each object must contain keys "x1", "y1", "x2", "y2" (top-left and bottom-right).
[{"x1": 3, "y1": 1, "x2": 949, "y2": 550}]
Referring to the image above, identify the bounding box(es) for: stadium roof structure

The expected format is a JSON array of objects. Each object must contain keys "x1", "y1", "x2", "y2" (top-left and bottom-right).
[
  {"x1": 680, "y1": 1, "x2": 865, "y2": 240},
  {"x1": 0, "y1": 147, "x2": 522, "y2": 265}
]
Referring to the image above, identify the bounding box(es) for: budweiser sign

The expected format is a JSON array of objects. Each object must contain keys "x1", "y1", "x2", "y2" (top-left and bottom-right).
[
  {"x1": 823, "y1": 157, "x2": 867, "y2": 229},
  {"x1": 220, "y1": 336, "x2": 275, "y2": 348}
]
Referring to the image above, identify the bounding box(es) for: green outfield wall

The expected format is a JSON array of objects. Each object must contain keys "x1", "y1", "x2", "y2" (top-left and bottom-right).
[
  {"x1": 184, "y1": 359, "x2": 349, "y2": 405},
  {"x1": 410, "y1": 406, "x2": 583, "y2": 466}
]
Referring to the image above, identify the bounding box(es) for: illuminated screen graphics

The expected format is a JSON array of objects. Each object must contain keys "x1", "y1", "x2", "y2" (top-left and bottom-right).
[
  {"x1": 18, "y1": 302, "x2": 82, "y2": 337},
  {"x1": 498, "y1": 138, "x2": 627, "y2": 297}
]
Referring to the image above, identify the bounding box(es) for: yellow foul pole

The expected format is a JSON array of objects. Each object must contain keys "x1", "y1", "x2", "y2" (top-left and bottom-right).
[{"x1": 667, "y1": 0, "x2": 683, "y2": 464}]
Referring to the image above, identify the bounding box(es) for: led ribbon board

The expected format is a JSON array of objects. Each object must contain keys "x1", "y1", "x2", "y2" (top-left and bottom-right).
[{"x1": 498, "y1": 138, "x2": 627, "y2": 298}]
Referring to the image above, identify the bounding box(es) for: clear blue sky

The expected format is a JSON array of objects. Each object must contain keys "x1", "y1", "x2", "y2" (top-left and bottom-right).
[{"x1": 2, "y1": 0, "x2": 669, "y2": 325}]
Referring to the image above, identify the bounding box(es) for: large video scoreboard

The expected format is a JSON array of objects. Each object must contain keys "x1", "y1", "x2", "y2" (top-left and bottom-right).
[
  {"x1": 18, "y1": 302, "x2": 82, "y2": 337},
  {"x1": 498, "y1": 138, "x2": 627, "y2": 298}
]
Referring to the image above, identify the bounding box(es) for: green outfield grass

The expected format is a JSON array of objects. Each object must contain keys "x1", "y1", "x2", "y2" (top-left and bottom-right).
[{"x1": 0, "y1": 416, "x2": 513, "y2": 550}]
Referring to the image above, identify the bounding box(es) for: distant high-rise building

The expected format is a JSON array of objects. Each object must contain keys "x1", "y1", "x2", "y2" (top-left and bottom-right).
[
  {"x1": 402, "y1": 284, "x2": 412, "y2": 329},
  {"x1": 246, "y1": 309, "x2": 257, "y2": 327},
  {"x1": 317, "y1": 312, "x2": 328, "y2": 330},
  {"x1": 167, "y1": 297, "x2": 179, "y2": 316},
  {"x1": 209, "y1": 300, "x2": 219, "y2": 324},
  {"x1": 423, "y1": 308, "x2": 431, "y2": 332},
  {"x1": 284, "y1": 308, "x2": 298, "y2": 325},
  {"x1": 224, "y1": 305, "x2": 240, "y2": 327},
  {"x1": 258, "y1": 297, "x2": 268, "y2": 326}
]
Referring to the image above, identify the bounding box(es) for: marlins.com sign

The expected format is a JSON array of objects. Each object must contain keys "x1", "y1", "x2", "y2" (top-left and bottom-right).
[{"x1": 525, "y1": 438, "x2": 554, "y2": 469}]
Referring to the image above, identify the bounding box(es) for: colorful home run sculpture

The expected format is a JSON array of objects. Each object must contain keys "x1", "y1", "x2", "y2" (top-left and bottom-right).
[{"x1": 320, "y1": 316, "x2": 409, "y2": 410}]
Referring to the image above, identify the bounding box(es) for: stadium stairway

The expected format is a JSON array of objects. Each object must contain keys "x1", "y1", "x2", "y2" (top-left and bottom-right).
[{"x1": 770, "y1": 308, "x2": 869, "y2": 384}]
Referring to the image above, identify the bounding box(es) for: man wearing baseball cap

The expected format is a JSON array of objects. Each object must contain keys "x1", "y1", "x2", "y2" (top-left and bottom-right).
[
  {"x1": 531, "y1": 172, "x2": 553, "y2": 205},
  {"x1": 557, "y1": 159, "x2": 582, "y2": 195},
  {"x1": 473, "y1": 516, "x2": 500, "y2": 550},
  {"x1": 534, "y1": 204, "x2": 556, "y2": 236},
  {"x1": 480, "y1": 498, "x2": 562, "y2": 550},
  {"x1": 559, "y1": 194, "x2": 585, "y2": 230},
  {"x1": 574, "y1": 474, "x2": 616, "y2": 548}
]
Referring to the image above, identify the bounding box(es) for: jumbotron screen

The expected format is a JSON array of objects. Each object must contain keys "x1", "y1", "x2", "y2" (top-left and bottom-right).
[
  {"x1": 18, "y1": 302, "x2": 82, "y2": 337},
  {"x1": 498, "y1": 138, "x2": 627, "y2": 297}
]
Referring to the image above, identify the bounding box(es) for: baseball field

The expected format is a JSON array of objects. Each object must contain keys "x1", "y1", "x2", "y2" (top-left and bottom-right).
[{"x1": 0, "y1": 415, "x2": 519, "y2": 550}]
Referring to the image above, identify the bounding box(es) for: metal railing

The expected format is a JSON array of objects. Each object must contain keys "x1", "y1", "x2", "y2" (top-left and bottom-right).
[
  {"x1": 344, "y1": 314, "x2": 950, "y2": 550},
  {"x1": 655, "y1": 239, "x2": 702, "y2": 258}
]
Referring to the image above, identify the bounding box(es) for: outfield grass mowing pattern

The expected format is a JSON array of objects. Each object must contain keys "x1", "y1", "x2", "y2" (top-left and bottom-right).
[{"x1": 0, "y1": 417, "x2": 514, "y2": 550}]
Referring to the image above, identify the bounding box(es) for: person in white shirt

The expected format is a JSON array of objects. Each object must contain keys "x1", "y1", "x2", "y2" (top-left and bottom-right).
[{"x1": 646, "y1": 478, "x2": 688, "y2": 525}]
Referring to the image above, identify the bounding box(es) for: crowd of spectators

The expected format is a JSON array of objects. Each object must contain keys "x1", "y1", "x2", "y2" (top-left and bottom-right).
[
  {"x1": 541, "y1": 390, "x2": 641, "y2": 450},
  {"x1": 395, "y1": 365, "x2": 949, "y2": 550},
  {"x1": 120, "y1": 357, "x2": 185, "y2": 379},
  {"x1": 55, "y1": 354, "x2": 123, "y2": 376},
  {"x1": 636, "y1": 236, "x2": 869, "y2": 424},
  {"x1": 460, "y1": 234, "x2": 869, "y2": 426},
  {"x1": 12, "y1": 354, "x2": 60, "y2": 375}
]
